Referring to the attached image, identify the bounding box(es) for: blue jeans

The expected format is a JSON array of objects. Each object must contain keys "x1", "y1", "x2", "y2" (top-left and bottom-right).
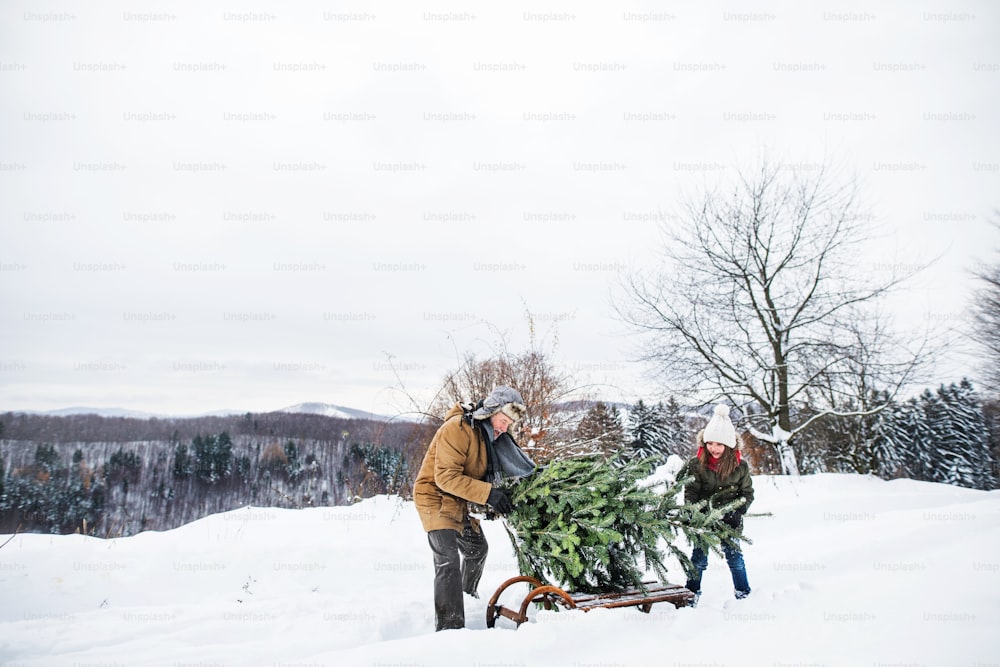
[{"x1": 686, "y1": 542, "x2": 750, "y2": 598}]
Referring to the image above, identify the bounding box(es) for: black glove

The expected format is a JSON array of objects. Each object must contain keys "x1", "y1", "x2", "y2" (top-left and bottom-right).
[
  {"x1": 486, "y1": 487, "x2": 514, "y2": 516},
  {"x1": 722, "y1": 511, "x2": 743, "y2": 530}
]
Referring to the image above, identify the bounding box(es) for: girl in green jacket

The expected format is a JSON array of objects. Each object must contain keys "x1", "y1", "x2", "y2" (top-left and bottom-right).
[{"x1": 679, "y1": 404, "x2": 754, "y2": 603}]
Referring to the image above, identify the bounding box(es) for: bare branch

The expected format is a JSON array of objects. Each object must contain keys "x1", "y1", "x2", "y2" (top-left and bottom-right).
[
  {"x1": 618, "y1": 155, "x2": 929, "y2": 473},
  {"x1": 0, "y1": 525, "x2": 22, "y2": 551}
]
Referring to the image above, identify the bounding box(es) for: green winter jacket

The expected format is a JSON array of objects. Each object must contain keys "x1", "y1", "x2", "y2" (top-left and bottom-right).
[{"x1": 678, "y1": 437, "x2": 754, "y2": 528}]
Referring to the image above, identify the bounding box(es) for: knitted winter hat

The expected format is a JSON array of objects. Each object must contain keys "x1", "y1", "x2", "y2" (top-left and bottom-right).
[
  {"x1": 471, "y1": 385, "x2": 527, "y2": 423},
  {"x1": 702, "y1": 404, "x2": 737, "y2": 448}
]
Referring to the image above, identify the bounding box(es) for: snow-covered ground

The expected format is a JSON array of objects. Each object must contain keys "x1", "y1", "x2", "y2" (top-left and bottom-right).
[{"x1": 1, "y1": 473, "x2": 998, "y2": 666}]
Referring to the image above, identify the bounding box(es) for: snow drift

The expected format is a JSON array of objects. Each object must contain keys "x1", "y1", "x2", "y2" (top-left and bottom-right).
[{"x1": 1, "y1": 473, "x2": 997, "y2": 666}]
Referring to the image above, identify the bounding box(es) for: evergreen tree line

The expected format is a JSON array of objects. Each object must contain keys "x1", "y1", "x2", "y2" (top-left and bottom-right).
[
  {"x1": 794, "y1": 379, "x2": 998, "y2": 490},
  {"x1": 565, "y1": 379, "x2": 999, "y2": 491},
  {"x1": 0, "y1": 415, "x2": 419, "y2": 535},
  {"x1": 2, "y1": 377, "x2": 995, "y2": 537},
  {"x1": 569, "y1": 397, "x2": 695, "y2": 464}
]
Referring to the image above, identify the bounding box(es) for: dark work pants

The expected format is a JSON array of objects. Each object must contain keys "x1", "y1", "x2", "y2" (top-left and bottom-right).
[{"x1": 427, "y1": 522, "x2": 489, "y2": 631}]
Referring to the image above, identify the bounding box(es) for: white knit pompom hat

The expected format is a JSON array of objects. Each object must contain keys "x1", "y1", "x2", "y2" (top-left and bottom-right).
[{"x1": 702, "y1": 404, "x2": 737, "y2": 449}]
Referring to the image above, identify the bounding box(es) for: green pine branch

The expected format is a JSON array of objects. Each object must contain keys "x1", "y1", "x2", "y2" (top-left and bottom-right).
[{"x1": 504, "y1": 454, "x2": 747, "y2": 593}]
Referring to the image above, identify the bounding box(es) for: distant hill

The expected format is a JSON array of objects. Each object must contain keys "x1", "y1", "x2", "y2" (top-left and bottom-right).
[
  {"x1": 10, "y1": 403, "x2": 404, "y2": 422},
  {"x1": 20, "y1": 406, "x2": 243, "y2": 419},
  {"x1": 278, "y1": 402, "x2": 401, "y2": 422},
  {"x1": 27, "y1": 406, "x2": 164, "y2": 419}
]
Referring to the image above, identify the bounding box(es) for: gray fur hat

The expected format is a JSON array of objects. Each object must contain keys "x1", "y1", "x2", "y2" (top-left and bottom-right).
[{"x1": 472, "y1": 385, "x2": 527, "y2": 423}]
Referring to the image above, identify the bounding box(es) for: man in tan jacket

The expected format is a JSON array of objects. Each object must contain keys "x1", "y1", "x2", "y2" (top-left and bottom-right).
[{"x1": 413, "y1": 386, "x2": 527, "y2": 631}]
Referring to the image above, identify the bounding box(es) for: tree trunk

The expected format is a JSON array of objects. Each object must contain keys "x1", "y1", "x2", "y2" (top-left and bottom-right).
[
  {"x1": 777, "y1": 438, "x2": 800, "y2": 476},
  {"x1": 773, "y1": 417, "x2": 800, "y2": 476}
]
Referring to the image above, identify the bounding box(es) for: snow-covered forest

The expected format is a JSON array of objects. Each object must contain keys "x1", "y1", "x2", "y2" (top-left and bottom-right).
[
  {"x1": 0, "y1": 410, "x2": 431, "y2": 535},
  {"x1": 2, "y1": 378, "x2": 996, "y2": 537},
  {"x1": 3, "y1": 472, "x2": 998, "y2": 666}
]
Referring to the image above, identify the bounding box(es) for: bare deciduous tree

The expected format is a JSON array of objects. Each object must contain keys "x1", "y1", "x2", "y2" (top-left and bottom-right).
[
  {"x1": 427, "y1": 319, "x2": 579, "y2": 462},
  {"x1": 971, "y1": 218, "x2": 1000, "y2": 393},
  {"x1": 387, "y1": 315, "x2": 583, "y2": 462},
  {"x1": 619, "y1": 159, "x2": 926, "y2": 474}
]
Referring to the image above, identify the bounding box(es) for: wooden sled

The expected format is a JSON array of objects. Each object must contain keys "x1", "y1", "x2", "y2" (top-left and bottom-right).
[{"x1": 486, "y1": 575, "x2": 696, "y2": 628}]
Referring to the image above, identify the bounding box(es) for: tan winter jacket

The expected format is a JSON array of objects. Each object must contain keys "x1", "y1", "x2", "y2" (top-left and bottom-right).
[{"x1": 413, "y1": 403, "x2": 493, "y2": 533}]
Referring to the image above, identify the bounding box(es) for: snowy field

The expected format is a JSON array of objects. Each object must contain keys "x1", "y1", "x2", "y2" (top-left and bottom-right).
[{"x1": 1, "y1": 472, "x2": 998, "y2": 666}]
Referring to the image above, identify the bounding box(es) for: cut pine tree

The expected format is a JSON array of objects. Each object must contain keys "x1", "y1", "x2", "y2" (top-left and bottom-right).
[{"x1": 502, "y1": 454, "x2": 746, "y2": 593}]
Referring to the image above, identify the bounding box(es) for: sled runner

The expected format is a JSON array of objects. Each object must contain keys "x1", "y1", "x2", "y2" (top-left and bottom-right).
[{"x1": 486, "y1": 575, "x2": 696, "y2": 628}]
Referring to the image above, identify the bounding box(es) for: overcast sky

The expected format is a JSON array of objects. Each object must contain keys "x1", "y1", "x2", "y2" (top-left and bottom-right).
[{"x1": 1, "y1": 0, "x2": 998, "y2": 418}]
